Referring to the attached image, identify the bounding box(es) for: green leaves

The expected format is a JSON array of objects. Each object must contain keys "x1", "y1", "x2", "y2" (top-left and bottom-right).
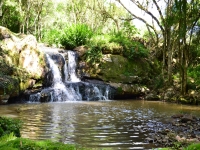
[
  {"x1": 42, "y1": 28, "x2": 62, "y2": 47},
  {"x1": 61, "y1": 24, "x2": 93, "y2": 49},
  {"x1": 0, "y1": 117, "x2": 22, "y2": 137},
  {"x1": 0, "y1": 132, "x2": 17, "y2": 143},
  {"x1": 110, "y1": 32, "x2": 149, "y2": 59},
  {"x1": 1, "y1": 0, "x2": 21, "y2": 33}
]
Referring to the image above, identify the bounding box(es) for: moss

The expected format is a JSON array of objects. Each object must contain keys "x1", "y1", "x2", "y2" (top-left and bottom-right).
[
  {"x1": 94, "y1": 55, "x2": 151, "y2": 83},
  {"x1": 0, "y1": 75, "x2": 19, "y2": 95}
]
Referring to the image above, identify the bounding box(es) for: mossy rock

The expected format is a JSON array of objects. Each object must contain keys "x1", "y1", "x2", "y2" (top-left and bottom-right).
[
  {"x1": 80, "y1": 54, "x2": 151, "y2": 84},
  {"x1": 0, "y1": 26, "x2": 48, "y2": 99},
  {"x1": 0, "y1": 75, "x2": 19, "y2": 95}
]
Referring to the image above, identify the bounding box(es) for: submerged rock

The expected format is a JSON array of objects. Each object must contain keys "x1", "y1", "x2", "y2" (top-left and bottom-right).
[{"x1": 145, "y1": 114, "x2": 200, "y2": 148}]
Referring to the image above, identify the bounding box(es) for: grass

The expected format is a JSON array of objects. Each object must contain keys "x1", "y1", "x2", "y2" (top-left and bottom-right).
[
  {"x1": 0, "y1": 134, "x2": 85, "y2": 150},
  {"x1": 184, "y1": 143, "x2": 200, "y2": 150}
]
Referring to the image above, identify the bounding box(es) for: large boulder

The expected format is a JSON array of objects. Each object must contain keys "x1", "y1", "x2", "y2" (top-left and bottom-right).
[
  {"x1": 0, "y1": 26, "x2": 47, "y2": 98},
  {"x1": 78, "y1": 51, "x2": 153, "y2": 99}
]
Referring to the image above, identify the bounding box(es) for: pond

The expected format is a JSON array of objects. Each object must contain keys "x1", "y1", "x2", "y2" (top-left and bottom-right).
[{"x1": 1, "y1": 100, "x2": 200, "y2": 149}]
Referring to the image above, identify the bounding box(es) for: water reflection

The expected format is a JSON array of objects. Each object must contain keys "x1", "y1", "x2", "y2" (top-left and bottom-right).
[{"x1": 1, "y1": 100, "x2": 200, "y2": 149}]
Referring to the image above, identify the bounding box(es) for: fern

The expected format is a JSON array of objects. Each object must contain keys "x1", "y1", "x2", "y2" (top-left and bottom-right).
[{"x1": 0, "y1": 132, "x2": 17, "y2": 143}]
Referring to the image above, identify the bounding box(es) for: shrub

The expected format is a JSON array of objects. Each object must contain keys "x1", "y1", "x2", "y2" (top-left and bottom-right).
[
  {"x1": 88, "y1": 34, "x2": 111, "y2": 47},
  {"x1": 42, "y1": 28, "x2": 62, "y2": 47},
  {"x1": 110, "y1": 31, "x2": 149, "y2": 59},
  {"x1": 188, "y1": 65, "x2": 200, "y2": 89},
  {"x1": 0, "y1": 117, "x2": 22, "y2": 137},
  {"x1": 61, "y1": 24, "x2": 93, "y2": 49}
]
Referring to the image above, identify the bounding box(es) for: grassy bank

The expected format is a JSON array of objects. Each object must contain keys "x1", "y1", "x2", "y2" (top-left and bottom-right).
[
  {"x1": 0, "y1": 134, "x2": 84, "y2": 150},
  {"x1": 0, "y1": 116, "x2": 85, "y2": 150}
]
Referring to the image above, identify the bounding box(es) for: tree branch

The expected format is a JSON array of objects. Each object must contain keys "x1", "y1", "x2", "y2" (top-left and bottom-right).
[{"x1": 130, "y1": 0, "x2": 165, "y2": 33}]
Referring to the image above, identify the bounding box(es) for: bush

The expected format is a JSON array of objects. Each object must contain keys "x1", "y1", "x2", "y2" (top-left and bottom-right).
[
  {"x1": 0, "y1": 117, "x2": 22, "y2": 137},
  {"x1": 42, "y1": 28, "x2": 62, "y2": 47},
  {"x1": 61, "y1": 24, "x2": 93, "y2": 49},
  {"x1": 109, "y1": 31, "x2": 149, "y2": 59},
  {"x1": 88, "y1": 34, "x2": 111, "y2": 47},
  {"x1": 188, "y1": 65, "x2": 200, "y2": 89}
]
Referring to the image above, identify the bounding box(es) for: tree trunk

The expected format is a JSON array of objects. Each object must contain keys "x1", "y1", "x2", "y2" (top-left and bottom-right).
[
  {"x1": 181, "y1": 0, "x2": 187, "y2": 95},
  {"x1": 167, "y1": 27, "x2": 172, "y2": 84}
]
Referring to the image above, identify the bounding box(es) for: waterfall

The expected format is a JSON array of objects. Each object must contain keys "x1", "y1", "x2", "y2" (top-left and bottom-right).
[
  {"x1": 68, "y1": 51, "x2": 80, "y2": 82},
  {"x1": 28, "y1": 49, "x2": 114, "y2": 102},
  {"x1": 63, "y1": 56, "x2": 69, "y2": 82},
  {"x1": 44, "y1": 54, "x2": 82, "y2": 101},
  {"x1": 46, "y1": 54, "x2": 63, "y2": 84}
]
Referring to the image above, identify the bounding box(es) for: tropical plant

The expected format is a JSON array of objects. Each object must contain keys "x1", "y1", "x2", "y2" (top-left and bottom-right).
[{"x1": 60, "y1": 24, "x2": 93, "y2": 49}]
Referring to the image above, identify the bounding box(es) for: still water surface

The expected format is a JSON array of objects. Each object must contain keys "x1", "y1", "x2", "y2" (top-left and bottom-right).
[{"x1": 1, "y1": 100, "x2": 200, "y2": 149}]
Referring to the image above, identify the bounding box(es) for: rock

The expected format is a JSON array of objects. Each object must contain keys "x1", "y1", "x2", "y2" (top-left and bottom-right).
[
  {"x1": 145, "y1": 92, "x2": 160, "y2": 100},
  {"x1": 163, "y1": 88, "x2": 176, "y2": 101},
  {"x1": 145, "y1": 137, "x2": 154, "y2": 143},
  {"x1": 180, "y1": 115, "x2": 196, "y2": 123},
  {"x1": 0, "y1": 95, "x2": 10, "y2": 104},
  {"x1": 74, "y1": 46, "x2": 88, "y2": 57},
  {"x1": 0, "y1": 26, "x2": 48, "y2": 100},
  {"x1": 109, "y1": 82, "x2": 149, "y2": 99},
  {"x1": 78, "y1": 53, "x2": 153, "y2": 99},
  {"x1": 171, "y1": 114, "x2": 184, "y2": 118}
]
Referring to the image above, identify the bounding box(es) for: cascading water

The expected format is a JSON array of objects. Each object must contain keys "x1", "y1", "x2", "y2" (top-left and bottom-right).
[
  {"x1": 28, "y1": 49, "x2": 114, "y2": 102},
  {"x1": 67, "y1": 51, "x2": 80, "y2": 82},
  {"x1": 44, "y1": 54, "x2": 82, "y2": 101}
]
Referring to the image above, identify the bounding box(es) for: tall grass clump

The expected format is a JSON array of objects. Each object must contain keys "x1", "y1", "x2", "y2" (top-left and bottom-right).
[{"x1": 61, "y1": 24, "x2": 93, "y2": 49}]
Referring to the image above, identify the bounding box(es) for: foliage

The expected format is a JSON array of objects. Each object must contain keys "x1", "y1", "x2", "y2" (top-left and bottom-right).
[
  {"x1": 121, "y1": 20, "x2": 138, "y2": 38},
  {"x1": 187, "y1": 65, "x2": 200, "y2": 90},
  {"x1": 41, "y1": 28, "x2": 62, "y2": 47},
  {"x1": 1, "y1": 0, "x2": 21, "y2": 33},
  {"x1": 60, "y1": 24, "x2": 93, "y2": 49},
  {"x1": 85, "y1": 46, "x2": 103, "y2": 65},
  {"x1": 0, "y1": 117, "x2": 22, "y2": 137},
  {"x1": 184, "y1": 143, "x2": 200, "y2": 150},
  {"x1": 85, "y1": 31, "x2": 148, "y2": 64},
  {"x1": 110, "y1": 32, "x2": 149, "y2": 59},
  {"x1": 88, "y1": 34, "x2": 111, "y2": 47},
  {"x1": 0, "y1": 132, "x2": 17, "y2": 143}
]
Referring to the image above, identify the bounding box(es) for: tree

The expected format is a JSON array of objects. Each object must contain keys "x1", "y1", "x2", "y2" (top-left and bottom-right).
[
  {"x1": 174, "y1": 0, "x2": 200, "y2": 94},
  {"x1": 116, "y1": 0, "x2": 200, "y2": 95},
  {"x1": 0, "y1": 0, "x2": 21, "y2": 32}
]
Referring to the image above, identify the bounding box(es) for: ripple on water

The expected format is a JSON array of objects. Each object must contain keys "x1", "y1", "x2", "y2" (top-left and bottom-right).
[{"x1": 1, "y1": 100, "x2": 200, "y2": 149}]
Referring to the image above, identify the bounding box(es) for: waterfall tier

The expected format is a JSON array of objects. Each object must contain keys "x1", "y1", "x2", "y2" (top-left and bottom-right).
[{"x1": 27, "y1": 50, "x2": 115, "y2": 102}]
